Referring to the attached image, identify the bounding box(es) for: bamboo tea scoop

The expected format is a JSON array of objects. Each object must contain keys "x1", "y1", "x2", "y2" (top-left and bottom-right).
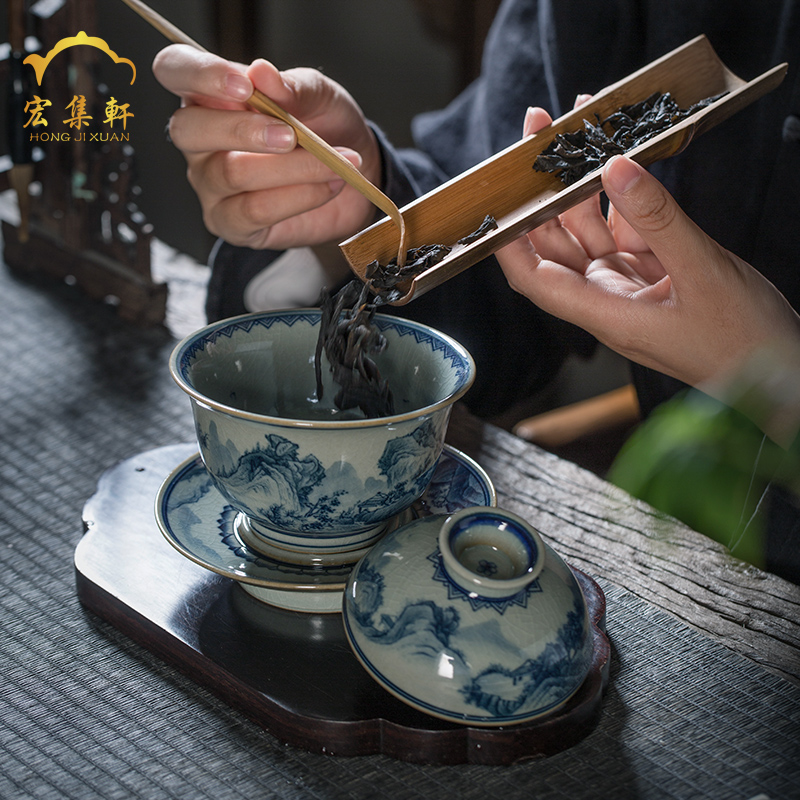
[
  {"x1": 119, "y1": 0, "x2": 409, "y2": 266},
  {"x1": 340, "y1": 35, "x2": 787, "y2": 304}
]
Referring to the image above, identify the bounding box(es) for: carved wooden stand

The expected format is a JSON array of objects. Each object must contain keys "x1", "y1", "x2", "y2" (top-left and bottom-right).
[
  {"x1": 75, "y1": 444, "x2": 611, "y2": 766},
  {"x1": 1, "y1": 0, "x2": 166, "y2": 325}
]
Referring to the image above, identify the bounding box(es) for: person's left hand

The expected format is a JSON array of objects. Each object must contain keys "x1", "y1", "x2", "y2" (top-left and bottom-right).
[{"x1": 496, "y1": 106, "x2": 800, "y2": 399}]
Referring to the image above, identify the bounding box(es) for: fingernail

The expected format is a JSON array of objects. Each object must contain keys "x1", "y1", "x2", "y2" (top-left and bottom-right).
[
  {"x1": 523, "y1": 106, "x2": 537, "y2": 126},
  {"x1": 335, "y1": 146, "x2": 362, "y2": 168},
  {"x1": 225, "y1": 73, "x2": 252, "y2": 100},
  {"x1": 328, "y1": 179, "x2": 345, "y2": 194},
  {"x1": 605, "y1": 156, "x2": 641, "y2": 194},
  {"x1": 262, "y1": 121, "x2": 295, "y2": 150},
  {"x1": 574, "y1": 93, "x2": 592, "y2": 107}
]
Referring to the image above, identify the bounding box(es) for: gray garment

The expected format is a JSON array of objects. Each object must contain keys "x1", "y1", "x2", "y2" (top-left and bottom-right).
[{"x1": 207, "y1": 0, "x2": 800, "y2": 418}]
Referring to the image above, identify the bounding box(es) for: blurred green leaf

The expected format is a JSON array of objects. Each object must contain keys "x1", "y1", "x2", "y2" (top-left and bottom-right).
[{"x1": 609, "y1": 390, "x2": 796, "y2": 568}]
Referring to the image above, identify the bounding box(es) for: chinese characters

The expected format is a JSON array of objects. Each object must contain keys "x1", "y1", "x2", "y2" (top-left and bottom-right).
[
  {"x1": 23, "y1": 96, "x2": 52, "y2": 127},
  {"x1": 24, "y1": 94, "x2": 133, "y2": 141}
]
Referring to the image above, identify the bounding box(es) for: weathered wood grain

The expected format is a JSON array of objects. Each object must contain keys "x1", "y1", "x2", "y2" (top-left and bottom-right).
[{"x1": 446, "y1": 405, "x2": 800, "y2": 686}]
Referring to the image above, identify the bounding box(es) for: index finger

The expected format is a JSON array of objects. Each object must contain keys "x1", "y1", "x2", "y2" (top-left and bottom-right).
[{"x1": 152, "y1": 44, "x2": 254, "y2": 110}]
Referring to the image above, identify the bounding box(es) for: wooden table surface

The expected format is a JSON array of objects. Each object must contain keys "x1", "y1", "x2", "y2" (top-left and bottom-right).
[{"x1": 445, "y1": 406, "x2": 800, "y2": 687}]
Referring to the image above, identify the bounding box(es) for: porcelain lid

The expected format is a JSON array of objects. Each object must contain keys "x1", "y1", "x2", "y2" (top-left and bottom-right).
[{"x1": 342, "y1": 507, "x2": 594, "y2": 727}]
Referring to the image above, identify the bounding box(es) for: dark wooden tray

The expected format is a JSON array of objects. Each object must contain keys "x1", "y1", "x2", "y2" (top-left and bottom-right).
[{"x1": 74, "y1": 444, "x2": 611, "y2": 765}]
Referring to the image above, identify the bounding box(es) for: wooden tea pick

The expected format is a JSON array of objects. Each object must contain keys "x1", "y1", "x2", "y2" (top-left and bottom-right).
[{"x1": 119, "y1": 0, "x2": 408, "y2": 267}]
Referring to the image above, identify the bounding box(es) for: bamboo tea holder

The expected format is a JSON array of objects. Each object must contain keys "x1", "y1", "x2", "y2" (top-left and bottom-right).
[{"x1": 339, "y1": 35, "x2": 787, "y2": 304}]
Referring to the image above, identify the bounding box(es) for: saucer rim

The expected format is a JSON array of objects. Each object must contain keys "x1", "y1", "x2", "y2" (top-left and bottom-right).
[{"x1": 155, "y1": 443, "x2": 496, "y2": 594}]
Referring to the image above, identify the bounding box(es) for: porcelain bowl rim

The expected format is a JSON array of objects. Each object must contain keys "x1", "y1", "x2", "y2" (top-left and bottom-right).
[{"x1": 169, "y1": 308, "x2": 476, "y2": 429}]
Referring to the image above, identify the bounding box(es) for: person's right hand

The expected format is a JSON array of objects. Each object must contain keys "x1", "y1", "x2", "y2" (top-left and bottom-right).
[{"x1": 152, "y1": 45, "x2": 382, "y2": 250}]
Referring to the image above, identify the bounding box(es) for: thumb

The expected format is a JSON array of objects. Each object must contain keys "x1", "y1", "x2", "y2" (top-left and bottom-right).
[{"x1": 601, "y1": 156, "x2": 717, "y2": 281}]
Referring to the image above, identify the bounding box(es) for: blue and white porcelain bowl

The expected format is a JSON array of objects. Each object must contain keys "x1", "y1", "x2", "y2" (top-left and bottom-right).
[
  {"x1": 170, "y1": 309, "x2": 475, "y2": 562},
  {"x1": 343, "y1": 507, "x2": 594, "y2": 726}
]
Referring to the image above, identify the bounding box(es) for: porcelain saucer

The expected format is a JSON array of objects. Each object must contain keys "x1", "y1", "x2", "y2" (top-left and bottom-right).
[{"x1": 156, "y1": 444, "x2": 496, "y2": 613}]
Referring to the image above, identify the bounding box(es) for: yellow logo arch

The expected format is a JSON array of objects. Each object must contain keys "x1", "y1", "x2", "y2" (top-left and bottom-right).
[{"x1": 24, "y1": 31, "x2": 136, "y2": 86}]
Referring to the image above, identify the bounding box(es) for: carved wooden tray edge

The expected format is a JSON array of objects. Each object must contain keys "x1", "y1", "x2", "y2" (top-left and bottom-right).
[{"x1": 74, "y1": 444, "x2": 611, "y2": 766}]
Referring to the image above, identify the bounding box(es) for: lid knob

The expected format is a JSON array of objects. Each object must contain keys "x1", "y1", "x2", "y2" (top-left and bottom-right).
[{"x1": 438, "y1": 507, "x2": 545, "y2": 600}]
